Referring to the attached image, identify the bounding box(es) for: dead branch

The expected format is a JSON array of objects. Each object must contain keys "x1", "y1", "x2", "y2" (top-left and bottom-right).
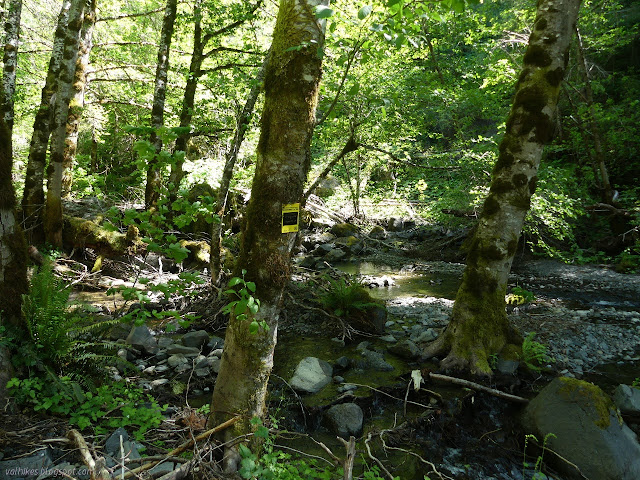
[
  {"x1": 337, "y1": 436, "x2": 357, "y2": 480},
  {"x1": 427, "y1": 372, "x2": 529, "y2": 404},
  {"x1": 364, "y1": 432, "x2": 395, "y2": 480},
  {"x1": 67, "y1": 429, "x2": 112, "y2": 480}
]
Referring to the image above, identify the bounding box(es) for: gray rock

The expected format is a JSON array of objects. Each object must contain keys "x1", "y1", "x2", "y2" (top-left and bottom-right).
[
  {"x1": 324, "y1": 248, "x2": 346, "y2": 262},
  {"x1": 208, "y1": 357, "x2": 222, "y2": 373},
  {"x1": 105, "y1": 427, "x2": 129, "y2": 454},
  {"x1": 522, "y1": 377, "x2": 640, "y2": 480},
  {"x1": 209, "y1": 348, "x2": 224, "y2": 358},
  {"x1": 369, "y1": 225, "x2": 387, "y2": 239},
  {"x1": 334, "y1": 356, "x2": 350, "y2": 369},
  {"x1": 289, "y1": 357, "x2": 333, "y2": 393},
  {"x1": 126, "y1": 326, "x2": 158, "y2": 354},
  {"x1": 388, "y1": 340, "x2": 421, "y2": 360},
  {"x1": 614, "y1": 384, "x2": 640, "y2": 415},
  {"x1": 195, "y1": 368, "x2": 210, "y2": 377},
  {"x1": 168, "y1": 354, "x2": 188, "y2": 368},
  {"x1": 181, "y1": 330, "x2": 210, "y2": 349},
  {"x1": 411, "y1": 328, "x2": 438, "y2": 344},
  {"x1": 149, "y1": 463, "x2": 175, "y2": 476},
  {"x1": 496, "y1": 359, "x2": 520, "y2": 375},
  {"x1": 379, "y1": 334, "x2": 396, "y2": 343},
  {"x1": 207, "y1": 336, "x2": 225, "y2": 349},
  {"x1": 194, "y1": 355, "x2": 208, "y2": 369},
  {"x1": 0, "y1": 449, "x2": 53, "y2": 480},
  {"x1": 155, "y1": 364, "x2": 169, "y2": 373},
  {"x1": 360, "y1": 349, "x2": 394, "y2": 372},
  {"x1": 158, "y1": 337, "x2": 174, "y2": 348},
  {"x1": 151, "y1": 379, "x2": 169, "y2": 388},
  {"x1": 325, "y1": 403, "x2": 364, "y2": 438},
  {"x1": 166, "y1": 345, "x2": 201, "y2": 356}
]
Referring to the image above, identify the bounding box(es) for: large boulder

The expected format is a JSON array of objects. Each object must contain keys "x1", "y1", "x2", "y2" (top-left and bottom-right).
[
  {"x1": 289, "y1": 357, "x2": 333, "y2": 393},
  {"x1": 126, "y1": 325, "x2": 158, "y2": 354},
  {"x1": 522, "y1": 377, "x2": 640, "y2": 480},
  {"x1": 324, "y1": 403, "x2": 364, "y2": 438},
  {"x1": 614, "y1": 384, "x2": 640, "y2": 415}
]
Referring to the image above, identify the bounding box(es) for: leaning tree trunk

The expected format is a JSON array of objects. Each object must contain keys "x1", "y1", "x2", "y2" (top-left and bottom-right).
[
  {"x1": 1, "y1": 0, "x2": 22, "y2": 133},
  {"x1": 21, "y1": 0, "x2": 71, "y2": 244},
  {"x1": 144, "y1": 0, "x2": 178, "y2": 211},
  {"x1": 0, "y1": 117, "x2": 29, "y2": 406},
  {"x1": 44, "y1": 0, "x2": 85, "y2": 247},
  {"x1": 422, "y1": 0, "x2": 582, "y2": 376},
  {"x1": 207, "y1": 0, "x2": 327, "y2": 472},
  {"x1": 61, "y1": 0, "x2": 97, "y2": 198},
  {"x1": 210, "y1": 59, "x2": 266, "y2": 285}
]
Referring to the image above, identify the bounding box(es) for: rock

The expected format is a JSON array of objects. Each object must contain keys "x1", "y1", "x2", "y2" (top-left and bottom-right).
[
  {"x1": 207, "y1": 336, "x2": 225, "y2": 349},
  {"x1": 149, "y1": 463, "x2": 175, "y2": 477},
  {"x1": 208, "y1": 357, "x2": 222, "y2": 373},
  {"x1": 181, "y1": 330, "x2": 210, "y2": 349},
  {"x1": 614, "y1": 384, "x2": 640, "y2": 415},
  {"x1": 330, "y1": 223, "x2": 359, "y2": 237},
  {"x1": 522, "y1": 377, "x2": 640, "y2": 480},
  {"x1": 126, "y1": 326, "x2": 158, "y2": 354},
  {"x1": 324, "y1": 403, "x2": 364, "y2": 438},
  {"x1": 389, "y1": 340, "x2": 421, "y2": 360},
  {"x1": 168, "y1": 354, "x2": 188, "y2": 368},
  {"x1": 0, "y1": 449, "x2": 54, "y2": 480},
  {"x1": 334, "y1": 356, "x2": 350, "y2": 369},
  {"x1": 166, "y1": 345, "x2": 201, "y2": 356},
  {"x1": 496, "y1": 359, "x2": 519, "y2": 375},
  {"x1": 158, "y1": 337, "x2": 174, "y2": 348},
  {"x1": 195, "y1": 368, "x2": 209, "y2": 377},
  {"x1": 324, "y1": 248, "x2": 346, "y2": 262},
  {"x1": 314, "y1": 175, "x2": 340, "y2": 197},
  {"x1": 151, "y1": 379, "x2": 169, "y2": 388},
  {"x1": 289, "y1": 357, "x2": 333, "y2": 393},
  {"x1": 411, "y1": 328, "x2": 438, "y2": 344},
  {"x1": 360, "y1": 349, "x2": 394, "y2": 372},
  {"x1": 379, "y1": 334, "x2": 396, "y2": 343},
  {"x1": 105, "y1": 427, "x2": 129, "y2": 454},
  {"x1": 368, "y1": 225, "x2": 387, "y2": 239}
]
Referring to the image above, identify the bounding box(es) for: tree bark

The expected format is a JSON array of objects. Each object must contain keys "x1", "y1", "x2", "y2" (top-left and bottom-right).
[
  {"x1": 207, "y1": 0, "x2": 327, "y2": 471},
  {"x1": 144, "y1": 0, "x2": 178, "y2": 211},
  {"x1": 44, "y1": 0, "x2": 85, "y2": 247},
  {"x1": 61, "y1": 0, "x2": 97, "y2": 198},
  {"x1": 21, "y1": 0, "x2": 71, "y2": 244},
  {"x1": 1, "y1": 0, "x2": 22, "y2": 133},
  {"x1": 422, "y1": 0, "x2": 582, "y2": 376},
  {"x1": 210, "y1": 58, "x2": 266, "y2": 285},
  {"x1": 0, "y1": 117, "x2": 28, "y2": 405}
]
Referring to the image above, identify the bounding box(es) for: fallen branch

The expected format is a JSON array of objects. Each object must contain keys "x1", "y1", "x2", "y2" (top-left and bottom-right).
[
  {"x1": 67, "y1": 429, "x2": 112, "y2": 480},
  {"x1": 124, "y1": 416, "x2": 241, "y2": 478},
  {"x1": 364, "y1": 432, "x2": 395, "y2": 480},
  {"x1": 338, "y1": 436, "x2": 357, "y2": 480},
  {"x1": 427, "y1": 372, "x2": 529, "y2": 404}
]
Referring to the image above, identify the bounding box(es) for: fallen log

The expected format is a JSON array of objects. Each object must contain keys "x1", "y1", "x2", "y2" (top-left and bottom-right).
[{"x1": 63, "y1": 215, "x2": 141, "y2": 257}]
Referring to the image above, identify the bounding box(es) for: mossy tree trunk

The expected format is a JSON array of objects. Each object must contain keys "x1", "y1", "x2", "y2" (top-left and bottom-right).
[
  {"x1": 144, "y1": 0, "x2": 177, "y2": 211},
  {"x1": 21, "y1": 0, "x2": 71, "y2": 244},
  {"x1": 422, "y1": 0, "x2": 582, "y2": 376},
  {"x1": 0, "y1": 118, "x2": 28, "y2": 405},
  {"x1": 61, "y1": 0, "x2": 97, "y2": 198},
  {"x1": 207, "y1": 0, "x2": 327, "y2": 471},
  {"x1": 1, "y1": 0, "x2": 22, "y2": 133},
  {"x1": 44, "y1": 0, "x2": 85, "y2": 247}
]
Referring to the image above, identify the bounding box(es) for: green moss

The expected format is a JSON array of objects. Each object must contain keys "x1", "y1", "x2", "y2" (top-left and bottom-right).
[
  {"x1": 544, "y1": 67, "x2": 564, "y2": 87},
  {"x1": 494, "y1": 151, "x2": 515, "y2": 171},
  {"x1": 514, "y1": 85, "x2": 547, "y2": 113},
  {"x1": 512, "y1": 173, "x2": 528, "y2": 187},
  {"x1": 490, "y1": 178, "x2": 514, "y2": 195},
  {"x1": 508, "y1": 193, "x2": 531, "y2": 210},
  {"x1": 507, "y1": 239, "x2": 518, "y2": 255},
  {"x1": 500, "y1": 343, "x2": 522, "y2": 361},
  {"x1": 523, "y1": 45, "x2": 552, "y2": 67},
  {"x1": 482, "y1": 195, "x2": 501, "y2": 217},
  {"x1": 528, "y1": 176, "x2": 538, "y2": 195},
  {"x1": 535, "y1": 18, "x2": 547, "y2": 31},
  {"x1": 479, "y1": 240, "x2": 506, "y2": 261},
  {"x1": 558, "y1": 377, "x2": 621, "y2": 429}
]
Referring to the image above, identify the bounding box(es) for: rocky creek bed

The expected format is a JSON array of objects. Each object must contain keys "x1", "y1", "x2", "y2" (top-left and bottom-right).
[{"x1": 1, "y1": 226, "x2": 640, "y2": 480}]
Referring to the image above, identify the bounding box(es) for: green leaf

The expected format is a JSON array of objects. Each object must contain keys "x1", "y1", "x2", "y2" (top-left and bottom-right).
[
  {"x1": 246, "y1": 282, "x2": 256, "y2": 293},
  {"x1": 358, "y1": 5, "x2": 372, "y2": 20},
  {"x1": 315, "y1": 5, "x2": 334, "y2": 19},
  {"x1": 249, "y1": 321, "x2": 259, "y2": 335},
  {"x1": 228, "y1": 277, "x2": 243, "y2": 287}
]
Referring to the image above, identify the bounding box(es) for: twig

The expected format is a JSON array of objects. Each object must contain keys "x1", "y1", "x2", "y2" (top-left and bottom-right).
[
  {"x1": 337, "y1": 436, "x2": 357, "y2": 480},
  {"x1": 123, "y1": 416, "x2": 241, "y2": 478},
  {"x1": 379, "y1": 429, "x2": 453, "y2": 480},
  {"x1": 364, "y1": 432, "x2": 394, "y2": 480},
  {"x1": 347, "y1": 383, "x2": 434, "y2": 410},
  {"x1": 426, "y1": 373, "x2": 529, "y2": 404}
]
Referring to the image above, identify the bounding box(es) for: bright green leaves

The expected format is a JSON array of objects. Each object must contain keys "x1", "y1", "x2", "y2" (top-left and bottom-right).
[
  {"x1": 358, "y1": 5, "x2": 373, "y2": 20},
  {"x1": 315, "y1": 5, "x2": 334, "y2": 19},
  {"x1": 223, "y1": 270, "x2": 267, "y2": 334}
]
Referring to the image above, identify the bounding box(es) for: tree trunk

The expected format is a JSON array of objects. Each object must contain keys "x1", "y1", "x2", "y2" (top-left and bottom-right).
[
  {"x1": 422, "y1": 0, "x2": 582, "y2": 376},
  {"x1": 210, "y1": 59, "x2": 266, "y2": 285},
  {"x1": 0, "y1": 118, "x2": 28, "y2": 405},
  {"x1": 167, "y1": 0, "x2": 205, "y2": 207},
  {"x1": 574, "y1": 27, "x2": 613, "y2": 204},
  {"x1": 1, "y1": 0, "x2": 22, "y2": 133},
  {"x1": 207, "y1": 0, "x2": 327, "y2": 471},
  {"x1": 144, "y1": 0, "x2": 178, "y2": 211},
  {"x1": 44, "y1": 0, "x2": 85, "y2": 247},
  {"x1": 61, "y1": 0, "x2": 97, "y2": 198},
  {"x1": 21, "y1": 0, "x2": 71, "y2": 244}
]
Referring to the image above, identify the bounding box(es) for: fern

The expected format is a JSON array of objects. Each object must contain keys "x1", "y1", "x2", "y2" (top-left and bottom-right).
[{"x1": 319, "y1": 276, "x2": 381, "y2": 318}]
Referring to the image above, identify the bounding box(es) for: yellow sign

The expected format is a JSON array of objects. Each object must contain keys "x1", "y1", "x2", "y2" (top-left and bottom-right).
[{"x1": 281, "y1": 203, "x2": 300, "y2": 233}]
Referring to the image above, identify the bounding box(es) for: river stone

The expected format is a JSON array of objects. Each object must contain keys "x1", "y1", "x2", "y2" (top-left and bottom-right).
[
  {"x1": 168, "y1": 354, "x2": 188, "y2": 368},
  {"x1": 289, "y1": 357, "x2": 333, "y2": 393},
  {"x1": 614, "y1": 384, "x2": 640, "y2": 415},
  {"x1": 330, "y1": 223, "x2": 359, "y2": 237},
  {"x1": 0, "y1": 449, "x2": 54, "y2": 479},
  {"x1": 359, "y1": 349, "x2": 394, "y2": 372},
  {"x1": 166, "y1": 344, "x2": 201, "y2": 356},
  {"x1": 324, "y1": 403, "x2": 364, "y2": 438},
  {"x1": 126, "y1": 326, "x2": 158, "y2": 354},
  {"x1": 369, "y1": 225, "x2": 387, "y2": 239},
  {"x1": 207, "y1": 336, "x2": 225, "y2": 350},
  {"x1": 324, "y1": 248, "x2": 346, "y2": 262},
  {"x1": 522, "y1": 377, "x2": 640, "y2": 480},
  {"x1": 105, "y1": 427, "x2": 129, "y2": 454},
  {"x1": 181, "y1": 330, "x2": 210, "y2": 349},
  {"x1": 389, "y1": 339, "x2": 421, "y2": 360},
  {"x1": 149, "y1": 462, "x2": 175, "y2": 477},
  {"x1": 208, "y1": 357, "x2": 222, "y2": 373}
]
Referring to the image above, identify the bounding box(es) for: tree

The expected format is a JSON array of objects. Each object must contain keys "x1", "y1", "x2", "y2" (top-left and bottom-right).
[
  {"x1": 61, "y1": 0, "x2": 98, "y2": 197},
  {"x1": 0, "y1": 116, "x2": 28, "y2": 405},
  {"x1": 207, "y1": 0, "x2": 327, "y2": 471},
  {"x1": 21, "y1": 0, "x2": 71, "y2": 244},
  {"x1": 422, "y1": 0, "x2": 583, "y2": 375},
  {"x1": 1, "y1": 0, "x2": 22, "y2": 133},
  {"x1": 144, "y1": 0, "x2": 177, "y2": 211},
  {"x1": 44, "y1": 0, "x2": 86, "y2": 247}
]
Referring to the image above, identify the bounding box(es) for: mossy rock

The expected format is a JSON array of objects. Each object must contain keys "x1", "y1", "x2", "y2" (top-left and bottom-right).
[
  {"x1": 522, "y1": 377, "x2": 640, "y2": 480},
  {"x1": 63, "y1": 215, "x2": 141, "y2": 257},
  {"x1": 330, "y1": 223, "x2": 359, "y2": 237}
]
